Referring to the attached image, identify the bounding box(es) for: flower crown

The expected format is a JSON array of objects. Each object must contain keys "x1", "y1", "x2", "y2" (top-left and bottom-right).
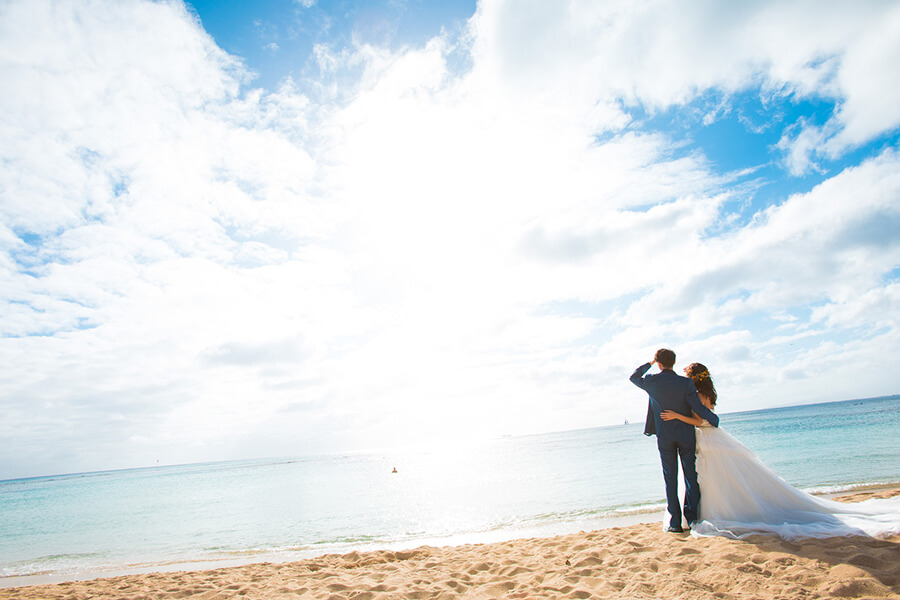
[{"x1": 691, "y1": 371, "x2": 710, "y2": 382}]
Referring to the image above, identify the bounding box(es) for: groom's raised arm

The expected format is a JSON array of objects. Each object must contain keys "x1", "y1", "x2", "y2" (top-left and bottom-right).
[
  {"x1": 685, "y1": 386, "x2": 719, "y2": 427},
  {"x1": 630, "y1": 363, "x2": 657, "y2": 437},
  {"x1": 629, "y1": 362, "x2": 652, "y2": 390}
]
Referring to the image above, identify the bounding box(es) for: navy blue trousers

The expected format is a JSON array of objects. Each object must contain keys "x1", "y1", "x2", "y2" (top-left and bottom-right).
[{"x1": 658, "y1": 437, "x2": 700, "y2": 528}]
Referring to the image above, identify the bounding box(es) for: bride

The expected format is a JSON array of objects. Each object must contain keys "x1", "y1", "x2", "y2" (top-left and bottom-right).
[{"x1": 661, "y1": 363, "x2": 900, "y2": 540}]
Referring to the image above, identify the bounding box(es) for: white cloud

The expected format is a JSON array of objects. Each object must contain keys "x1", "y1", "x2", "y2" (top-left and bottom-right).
[
  {"x1": 827, "y1": 7, "x2": 900, "y2": 149},
  {"x1": 1, "y1": 0, "x2": 898, "y2": 478},
  {"x1": 469, "y1": 0, "x2": 900, "y2": 170},
  {"x1": 811, "y1": 284, "x2": 899, "y2": 331}
]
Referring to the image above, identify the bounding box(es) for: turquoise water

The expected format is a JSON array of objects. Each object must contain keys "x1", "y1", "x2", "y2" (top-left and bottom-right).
[{"x1": 1, "y1": 395, "x2": 898, "y2": 582}]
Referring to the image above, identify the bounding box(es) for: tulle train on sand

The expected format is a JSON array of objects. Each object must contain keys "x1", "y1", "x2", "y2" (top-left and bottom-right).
[{"x1": 690, "y1": 426, "x2": 900, "y2": 540}]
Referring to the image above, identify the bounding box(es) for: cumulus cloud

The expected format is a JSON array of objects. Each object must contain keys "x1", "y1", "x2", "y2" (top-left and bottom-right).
[
  {"x1": 470, "y1": 0, "x2": 900, "y2": 169},
  {"x1": 1, "y1": 0, "x2": 898, "y2": 478}
]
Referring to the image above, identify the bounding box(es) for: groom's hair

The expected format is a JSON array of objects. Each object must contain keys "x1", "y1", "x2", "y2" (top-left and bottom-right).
[{"x1": 654, "y1": 348, "x2": 676, "y2": 368}]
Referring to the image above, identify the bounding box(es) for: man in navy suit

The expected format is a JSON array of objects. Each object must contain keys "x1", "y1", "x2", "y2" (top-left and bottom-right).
[{"x1": 630, "y1": 348, "x2": 719, "y2": 532}]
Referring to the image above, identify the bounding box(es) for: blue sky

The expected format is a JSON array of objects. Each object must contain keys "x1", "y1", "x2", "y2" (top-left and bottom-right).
[
  {"x1": 188, "y1": 0, "x2": 476, "y2": 90},
  {"x1": 1, "y1": 0, "x2": 899, "y2": 479}
]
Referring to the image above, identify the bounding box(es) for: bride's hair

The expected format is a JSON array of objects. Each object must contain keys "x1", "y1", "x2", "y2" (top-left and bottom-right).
[{"x1": 685, "y1": 362, "x2": 717, "y2": 406}]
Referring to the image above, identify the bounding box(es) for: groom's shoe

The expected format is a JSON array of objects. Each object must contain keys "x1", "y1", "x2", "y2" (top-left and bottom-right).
[{"x1": 666, "y1": 525, "x2": 684, "y2": 533}]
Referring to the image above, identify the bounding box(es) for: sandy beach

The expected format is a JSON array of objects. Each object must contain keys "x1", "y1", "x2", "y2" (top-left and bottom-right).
[{"x1": 3, "y1": 487, "x2": 898, "y2": 600}]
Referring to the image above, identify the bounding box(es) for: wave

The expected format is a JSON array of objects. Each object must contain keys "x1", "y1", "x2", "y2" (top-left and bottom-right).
[
  {"x1": 804, "y1": 480, "x2": 900, "y2": 496},
  {"x1": 0, "y1": 552, "x2": 107, "y2": 579}
]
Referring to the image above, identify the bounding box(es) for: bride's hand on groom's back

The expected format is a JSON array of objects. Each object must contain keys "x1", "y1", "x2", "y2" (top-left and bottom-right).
[{"x1": 661, "y1": 410, "x2": 677, "y2": 421}]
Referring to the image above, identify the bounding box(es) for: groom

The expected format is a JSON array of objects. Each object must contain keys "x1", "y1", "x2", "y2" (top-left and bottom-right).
[{"x1": 630, "y1": 348, "x2": 719, "y2": 532}]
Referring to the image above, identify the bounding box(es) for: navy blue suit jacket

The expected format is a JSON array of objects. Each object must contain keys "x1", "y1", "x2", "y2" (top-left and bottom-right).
[{"x1": 629, "y1": 363, "x2": 719, "y2": 441}]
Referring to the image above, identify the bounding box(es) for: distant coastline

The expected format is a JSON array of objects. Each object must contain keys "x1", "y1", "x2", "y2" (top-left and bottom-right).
[{"x1": 720, "y1": 393, "x2": 900, "y2": 417}]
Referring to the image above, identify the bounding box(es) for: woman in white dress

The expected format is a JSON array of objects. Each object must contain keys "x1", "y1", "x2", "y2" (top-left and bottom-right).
[{"x1": 660, "y1": 363, "x2": 900, "y2": 540}]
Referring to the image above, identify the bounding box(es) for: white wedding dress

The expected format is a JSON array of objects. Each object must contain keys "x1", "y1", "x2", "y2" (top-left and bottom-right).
[{"x1": 690, "y1": 423, "x2": 900, "y2": 540}]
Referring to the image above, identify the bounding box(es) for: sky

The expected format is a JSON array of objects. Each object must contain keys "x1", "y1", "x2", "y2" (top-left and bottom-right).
[{"x1": 1, "y1": 0, "x2": 899, "y2": 480}]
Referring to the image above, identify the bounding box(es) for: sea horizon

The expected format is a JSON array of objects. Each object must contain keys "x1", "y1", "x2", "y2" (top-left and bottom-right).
[{"x1": 6, "y1": 393, "x2": 897, "y2": 485}]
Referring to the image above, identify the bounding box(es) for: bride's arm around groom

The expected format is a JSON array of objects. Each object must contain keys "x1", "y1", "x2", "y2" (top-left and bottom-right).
[{"x1": 629, "y1": 358, "x2": 719, "y2": 436}]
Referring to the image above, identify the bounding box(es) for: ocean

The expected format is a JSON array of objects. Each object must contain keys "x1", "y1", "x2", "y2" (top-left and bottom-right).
[{"x1": 1, "y1": 395, "x2": 898, "y2": 585}]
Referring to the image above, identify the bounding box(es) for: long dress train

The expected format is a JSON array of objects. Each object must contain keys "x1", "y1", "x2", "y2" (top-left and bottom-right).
[{"x1": 690, "y1": 424, "x2": 900, "y2": 540}]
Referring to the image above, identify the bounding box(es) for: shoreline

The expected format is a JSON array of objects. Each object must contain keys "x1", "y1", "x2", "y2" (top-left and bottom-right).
[
  {"x1": 4, "y1": 481, "x2": 897, "y2": 589},
  {"x1": 0, "y1": 509, "x2": 668, "y2": 590},
  {"x1": 2, "y1": 486, "x2": 898, "y2": 599}
]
